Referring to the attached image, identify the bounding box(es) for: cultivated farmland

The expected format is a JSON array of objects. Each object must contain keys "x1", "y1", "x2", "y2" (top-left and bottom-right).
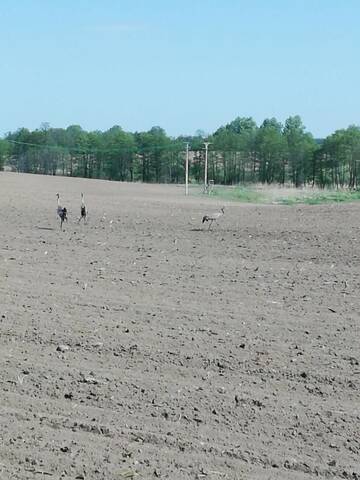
[{"x1": 0, "y1": 173, "x2": 359, "y2": 479}]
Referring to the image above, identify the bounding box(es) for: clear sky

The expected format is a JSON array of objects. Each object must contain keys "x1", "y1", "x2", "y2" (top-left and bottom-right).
[{"x1": 1, "y1": 0, "x2": 359, "y2": 138}]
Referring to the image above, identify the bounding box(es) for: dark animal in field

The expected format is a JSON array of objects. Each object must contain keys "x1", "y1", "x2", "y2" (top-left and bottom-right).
[
  {"x1": 56, "y1": 193, "x2": 68, "y2": 230},
  {"x1": 78, "y1": 192, "x2": 87, "y2": 223},
  {"x1": 202, "y1": 206, "x2": 225, "y2": 230}
]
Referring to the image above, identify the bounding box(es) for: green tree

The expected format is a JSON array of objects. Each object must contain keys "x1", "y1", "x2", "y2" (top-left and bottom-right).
[
  {"x1": 134, "y1": 127, "x2": 172, "y2": 182},
  {"x1": 65, "y1": 125, "x2": 88, "y2": 176},
  {"x1": 214, "y1": 117, "x2": 258, "y2": 184},
  {"x1": 283, "y1": 116, "x2": 317, "y2": 187},
  {"x1": 103, "y1": 126, "x2": 135, "y2": 181},
  {"x1": 319, "y1": 126, "x2": 360, "y2": 188},
  {"x1": 256, "y1": 118, "x2": 287, "y2": 184},
  {"x1": 0, "y1": 139, "x2": 10, "y2": 170},
  {"x1": 6, "y1": 128, "x2": 33, "y2": 172}
]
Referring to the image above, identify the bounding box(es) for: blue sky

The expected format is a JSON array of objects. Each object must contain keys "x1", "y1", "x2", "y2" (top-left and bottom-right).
[{"x1": 1, "y1": 0, "x2": 359, "y2": 138}]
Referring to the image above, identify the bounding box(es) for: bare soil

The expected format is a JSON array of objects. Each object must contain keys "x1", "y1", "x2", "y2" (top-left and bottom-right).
[{"x1": 0, "y1": 172, "x2": 359, "y2": 480}]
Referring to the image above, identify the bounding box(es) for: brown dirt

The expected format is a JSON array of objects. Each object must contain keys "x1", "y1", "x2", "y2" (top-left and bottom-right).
[{"x1": 0, "y1": 172, "x2": 359, "y2": 480}]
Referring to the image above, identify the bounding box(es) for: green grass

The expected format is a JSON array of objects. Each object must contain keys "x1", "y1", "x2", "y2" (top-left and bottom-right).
[
  {"x1": 193, "y1": 184, "x2": 360, "y2": 205},
  {"x1": 209, "y1": 186, "x2": 267, "y2": 203},
  {"x1": 278, "y1": 190, "x2": 360, "y2": 205}
]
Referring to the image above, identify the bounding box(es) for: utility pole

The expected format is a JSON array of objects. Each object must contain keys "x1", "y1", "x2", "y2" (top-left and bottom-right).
[
  {"x1": 204, "y1": 142, "x2": 211, "y2": 191},
  {"x1": 185, "y1": 142, "x2": 189, "y2": 196}
]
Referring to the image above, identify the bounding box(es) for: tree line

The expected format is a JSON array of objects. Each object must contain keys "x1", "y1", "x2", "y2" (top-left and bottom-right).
[{"x1": 1, "y1": 116, "x2": 360, "y2": 188}]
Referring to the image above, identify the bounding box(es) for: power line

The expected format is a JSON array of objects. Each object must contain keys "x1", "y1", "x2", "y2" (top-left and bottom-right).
[
  {"x1": 5, "y1": 139, "x2": 187, "y2": 155},
  {"x1": 5, "y1": 138, "x2": 267, "y2": 155}
]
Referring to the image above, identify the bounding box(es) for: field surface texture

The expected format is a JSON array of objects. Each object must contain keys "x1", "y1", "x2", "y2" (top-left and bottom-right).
[{"x1": 0, "y1": 173, "x2": 359, "y2": 480}]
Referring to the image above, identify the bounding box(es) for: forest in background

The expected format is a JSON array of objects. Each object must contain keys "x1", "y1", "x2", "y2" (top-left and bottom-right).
[{"x1": 1, "y1": 116, "x2": 360, "y2": 188}]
